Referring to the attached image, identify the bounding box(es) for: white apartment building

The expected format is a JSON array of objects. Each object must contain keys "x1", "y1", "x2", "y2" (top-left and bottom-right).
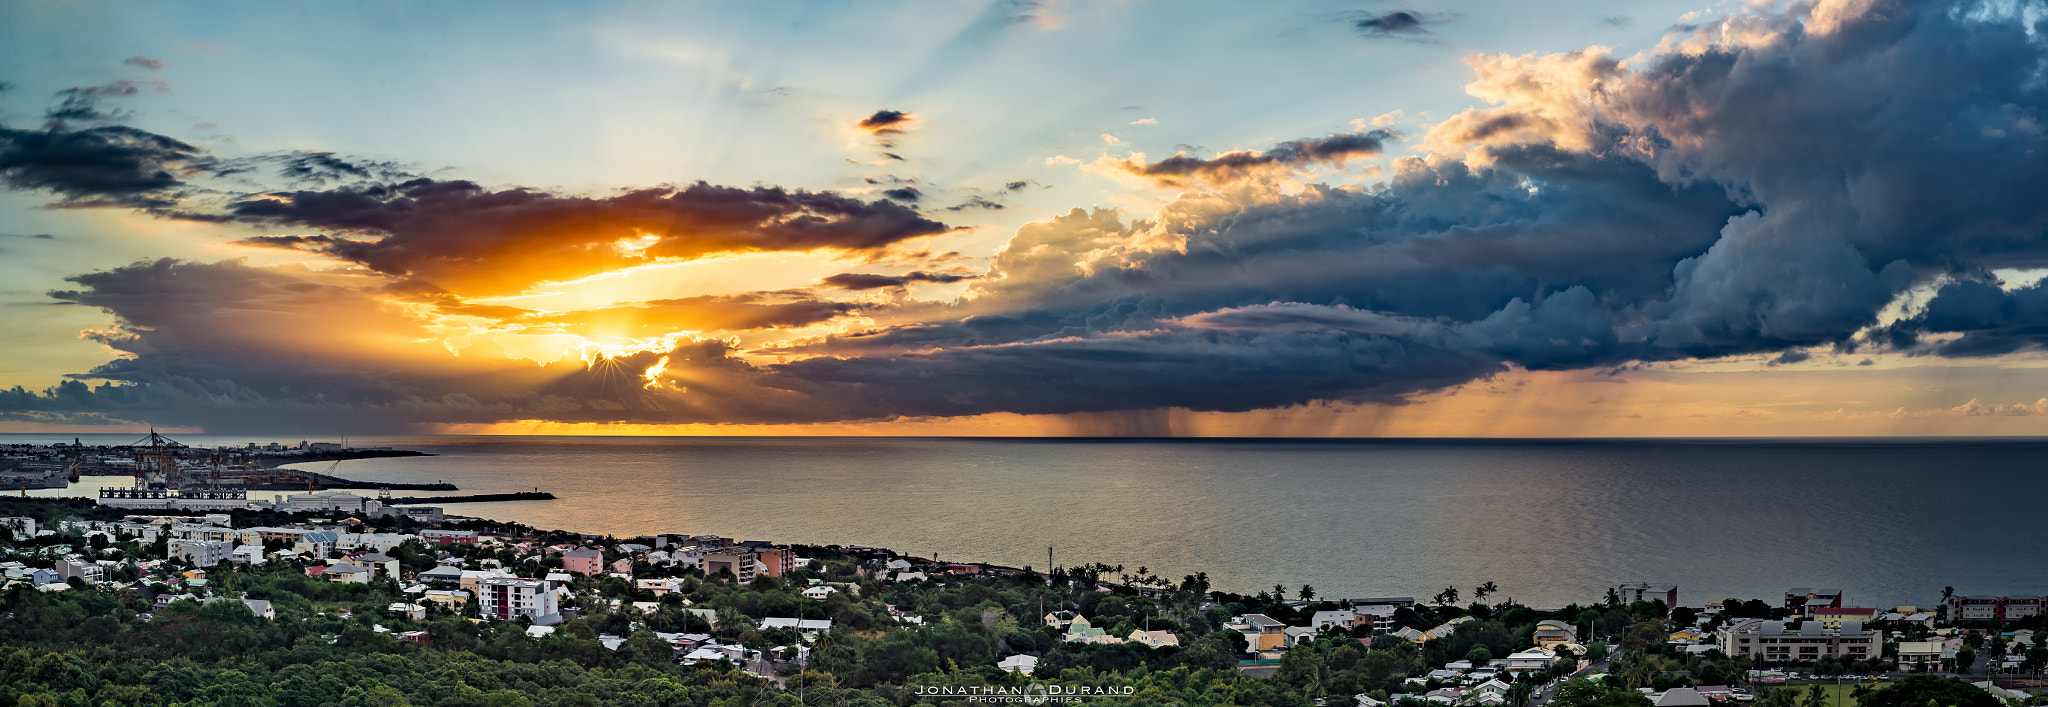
[
  {"x1": 478, "y1": 577, "x2": 559, "y2": 621},
  {"x1": 1717, "y1": 619, "x2": 1879, "y2": 663}
]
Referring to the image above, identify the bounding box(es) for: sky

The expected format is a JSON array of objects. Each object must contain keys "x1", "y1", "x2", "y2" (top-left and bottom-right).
[{"x1": 3, "y1": 0, "x2": 2048, "y2": 436}]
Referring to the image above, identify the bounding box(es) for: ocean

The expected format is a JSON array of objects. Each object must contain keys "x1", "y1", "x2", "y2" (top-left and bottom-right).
[{"x1": 9, "y1": 434, "x2": 2045, "y2": 609}]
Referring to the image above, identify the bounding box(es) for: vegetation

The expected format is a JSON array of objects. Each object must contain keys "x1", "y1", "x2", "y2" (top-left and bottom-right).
[{"x1": 6, "y1": 499, "x2": 2033, "y2": 706}]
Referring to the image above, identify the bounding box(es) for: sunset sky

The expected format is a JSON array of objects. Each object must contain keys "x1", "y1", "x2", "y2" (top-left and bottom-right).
[{"x1": 4, "y1": 0, "x2": 2048, "y2": 436}]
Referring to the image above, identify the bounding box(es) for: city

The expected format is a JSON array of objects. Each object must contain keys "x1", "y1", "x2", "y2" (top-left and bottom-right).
[{"x1": 2, "y1": 496, "x2": 2042, "y2": 706}]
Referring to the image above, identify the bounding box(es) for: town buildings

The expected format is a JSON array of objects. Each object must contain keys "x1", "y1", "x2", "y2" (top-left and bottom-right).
[
  {"x1": 1949, "y1": 594, "x2": 2043, "y2": 622},
  {"x1": 1783, "y1": 588, "x2": 1845, "y2": 618},
  {"x1": 1616, "y1": 583, "x2": 1679, "y2": 608}
]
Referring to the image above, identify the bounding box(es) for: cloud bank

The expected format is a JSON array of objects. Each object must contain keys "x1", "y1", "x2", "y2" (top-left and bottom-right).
[{"x1": 9, "y1": 0, "x2": 2048, "y2": 432}]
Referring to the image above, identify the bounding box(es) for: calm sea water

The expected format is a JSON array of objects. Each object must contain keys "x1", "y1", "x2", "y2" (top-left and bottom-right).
[{"x1": 10, "y1": 434, "x2": 2045, "y2": 608}]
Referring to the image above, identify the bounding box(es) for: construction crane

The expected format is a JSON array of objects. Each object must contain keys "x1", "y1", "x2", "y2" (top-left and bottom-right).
[{"x1": 310, "y1": 458, "x2": 339, "y2": 493}]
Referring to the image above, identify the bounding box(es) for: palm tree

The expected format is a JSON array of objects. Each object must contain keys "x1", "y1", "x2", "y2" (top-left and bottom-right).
[
  {"x1": 1299, "y1": 585, "x2": 1316, "y2": 602},
  {"x1": 1801, "y1": 683, "x2": 1827, "y2": 707},
  {"x1": 1476, "y1": 581, "x2": 1499, "y2": 602}
]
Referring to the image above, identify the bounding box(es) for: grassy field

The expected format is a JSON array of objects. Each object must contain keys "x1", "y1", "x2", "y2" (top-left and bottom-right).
[{"x1": 1772, "y1": 681, "x2": 1883, "y2": 707}]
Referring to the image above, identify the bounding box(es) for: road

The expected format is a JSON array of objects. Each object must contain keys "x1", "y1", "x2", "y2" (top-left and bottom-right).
[{"x1": 1526, "y1": 647, "x2": 1611, "y2": 707}]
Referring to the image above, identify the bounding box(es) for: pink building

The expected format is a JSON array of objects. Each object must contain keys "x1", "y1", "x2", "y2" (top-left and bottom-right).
[{"x1": 562, "y1": 547, "x2": 603, "y2": 576}]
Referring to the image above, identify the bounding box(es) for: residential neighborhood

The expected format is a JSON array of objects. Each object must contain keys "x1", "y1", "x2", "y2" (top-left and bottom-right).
[{"x1": 1, "y1": 497, "x2": 2043, "y2": 707}]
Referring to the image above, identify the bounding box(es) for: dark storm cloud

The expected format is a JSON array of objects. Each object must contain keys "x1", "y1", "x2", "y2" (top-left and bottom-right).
[
  {"x1": 857, "y1": 109, "x2": 913, "y2": 133},
  {"x1": 881, "y1": 186, "x2": 921, "y2": 202},
  {"x1": 228, "y1": 178, "x2": 955, "y2": 295},
  {"x1": 1876, "y1": 279, "x2": 2048, "y2": 357},
  {"x1": 1113, "y1": 130, "x2": 1397, "y2": 187},
  {"x1": 1356, "y1": 11, "x2": 1431, "y2": 38},
  {"x1": 820, "y1": 271, "x2": 978, "y2": 290},
  {"x1": 123, "y1": 56, "x2": 164, "y2": 70},
  {"x1": 0, "y1": 122, "x2": 212, "y2": 210},
  {"x1": 1597, "y1": 16, "x2": 1632, "y2": 27}
]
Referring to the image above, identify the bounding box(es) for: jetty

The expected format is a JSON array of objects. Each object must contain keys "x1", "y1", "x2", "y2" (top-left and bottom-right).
[{"x1": 382, "y1": 491, "x2": 555, "y2": 505}]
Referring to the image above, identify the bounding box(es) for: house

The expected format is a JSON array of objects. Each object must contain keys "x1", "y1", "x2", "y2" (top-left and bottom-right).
[
  {"x1": 802, "y1": 585, "x2": 837, "y2": 600},
  {"x1": 418, "y1": 565, "x2": 464, "y2": 586},
  {"x1": 1284, "y1": 625, "x2": 1320, "y2": 647},
  {"x1": 892, "y1": 571, "x2": 927, "y2": 582},
  {"x1": 1502, "y1": 649, "x2": 1557, "y2": 673},
  {"x1": 636, "y1": 578, "x2": 684, "y2": 596},
  {"x1": 526, "y1": 625, "x2": 555, "y2": 638},
  {"x1": 230, "y1": 545, "x2": 264, "y2": 564},
  {"x1": 1045, "y1": 610, "x2": 1077, "y2": 629},
  {"x1": 1784, "y1": 588, "x2": 1844, "y2": 618},
  {"x1": 759, "y1": 618, "x2": 833, "y2": 634},
  {"x1": 1065, "y1": 615, "x2": 1112, "y2": 643},
  {"x1": 1894, "y1": 641, "x2": 1947, "y2": 670},
  {"x1": 1617, "y1": 584, "x2": 1680, "y2": 609},
  {"x1": 1667, "y1": 627, "x2": 1707, "y2": 644},
  {"x1": 1234, "y1": 614, "x2": 1288, "y2": 651},
  {"x1": 241, "y1": 599, "x2": 275, "y2": 619},
  {"x1": 1423, "y1": 687, "x2": 1464, "y2": 704},
  {"x1": 458, "y1": 569, "x2": 514, "y2": 594},
  {"x1": 422, "y1": 589, "x2": 469, "y2": 607},
  {"x1": 323, "y1": 562, "x2": 372, "y2": 584},
  {"x1": 1534, "y1": 620, "x2": 1577, "y2": 647},
  {"x1": 1128, "y1": 629, "x2": 1179, "y2": 648},
  {"x1": 998, "y1": 654, "x2": 1039, "y2": 674},
  {"x1": 610, "y1": 558, "x2": 635, "y2": 575},
  {"x1": 1468, "y1": 679, "x2": 1512, "y2": 705},
  {"x1": 1812, "y1": 607, "x2": 1877, "y2": 629},
  {"x1": 55, "y1": 559, "x2": 102, "y2": 584},
  {"x1": 1653, "y1": 688, "x2": 1710, "y2": 706},
  {"x1": 354, "y1": 553, "x2": 399, "y2": 578},
  {"x1": 387, "y1": 602, "x2": 426, "y2": 621},
  {"x1": 1421, "y1": 616, "x2": 1473, "y2": 642},
  {"x1": 1391, "y1": 626, "x2": 1428, "y2": 643},
  {"x1": 1311, "y1": 609, "x2": 1360, "y2": 631},
  {"x1": 686, "y1": 608, "x2": 718, "y2": 629}
]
